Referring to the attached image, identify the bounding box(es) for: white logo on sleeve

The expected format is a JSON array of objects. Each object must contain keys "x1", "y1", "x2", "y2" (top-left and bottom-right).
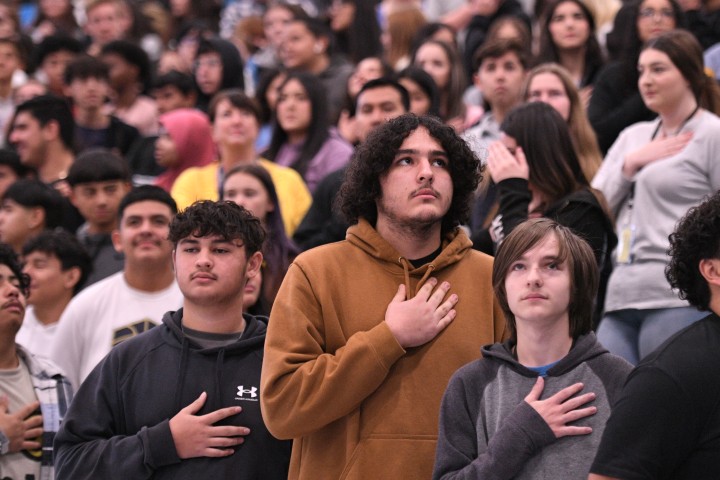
[{"x1": 236, "y1": 385, "x2": 259, "y2": 401}]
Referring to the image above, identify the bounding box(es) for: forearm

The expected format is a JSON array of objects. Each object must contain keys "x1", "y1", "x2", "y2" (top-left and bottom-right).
[
  {"x1": 495, "y1": 178, "x2": 532, "y2": 237},
  {"x1": 435, "y1": 401, "x2": 555, "y2": 480},
  {"x1": 54, "y1": 420, "x2": 180, "y2": 480}
]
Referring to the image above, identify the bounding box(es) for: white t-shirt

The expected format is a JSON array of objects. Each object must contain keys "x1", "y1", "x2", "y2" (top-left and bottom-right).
[
  {"x1": 16, "y1": 306, "x2": 58, "y2": 359},
  {"x1": 49, "y1": 272, "x2": 183, "y2": 390}
]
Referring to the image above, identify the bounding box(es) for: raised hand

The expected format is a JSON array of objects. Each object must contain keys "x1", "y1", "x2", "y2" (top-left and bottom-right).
[
  {"x1": 169, "y1": 392, "x2": 250, "y2": 459},
  {"x1": 622, "y1": 131, "x2": 692, "y2": 177},
  {"x1": 487, "y1": 141, "x2": 529, "y2": 183},
  {"x1": 385, "y1": 277, "x2": 458, "y2": 348},
  {"x1": 0, "y1": 396, "x2": 43, "y2": 453},
  {"x1": 524, "y1": 377, "x2": 597, "y2": 438}
]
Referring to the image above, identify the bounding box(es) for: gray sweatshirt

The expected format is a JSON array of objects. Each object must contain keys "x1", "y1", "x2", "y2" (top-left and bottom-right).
[
  {"x1": 591, "y1": 110, "x2": 720, "y2": 311},
  {"x1": 433, "y1": 333, "x2": 632, "y2": 480}
]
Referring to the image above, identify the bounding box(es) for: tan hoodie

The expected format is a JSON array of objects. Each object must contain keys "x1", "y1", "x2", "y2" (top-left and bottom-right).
[{"x1": 261, "y1": 218, "x2": 506, "y2": 479}]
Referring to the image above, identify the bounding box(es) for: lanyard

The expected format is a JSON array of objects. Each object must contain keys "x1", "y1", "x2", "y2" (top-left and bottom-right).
[
  {"x1": 650, "y1": 105, "x2": 700, "y2": 140},
  {"x1": 618, "y1": 106, "x2": 699, "y2": 264}
]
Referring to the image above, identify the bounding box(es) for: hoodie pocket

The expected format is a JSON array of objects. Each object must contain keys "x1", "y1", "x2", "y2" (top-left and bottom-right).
[{"x1": 339, "y1": 434, "x2": 437, "y2": 480}]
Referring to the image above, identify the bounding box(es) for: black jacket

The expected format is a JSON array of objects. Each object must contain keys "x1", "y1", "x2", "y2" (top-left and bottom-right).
[{"x1": 54, "y1": 310, "x2": 291, "y2": 479}]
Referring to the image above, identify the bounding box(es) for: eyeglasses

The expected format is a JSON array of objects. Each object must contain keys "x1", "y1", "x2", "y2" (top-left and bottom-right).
[
  {"x1": 638, "y1": 8, "x2": 674, "y2": 20},
  {"x1": 194, "y1": 58, "x2": 222, "y2": 70}
]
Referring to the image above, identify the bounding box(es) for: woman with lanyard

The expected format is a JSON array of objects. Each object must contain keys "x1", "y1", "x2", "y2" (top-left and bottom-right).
[{"x1": 591, "y1": 29, "x2": 720, "y2": 365}]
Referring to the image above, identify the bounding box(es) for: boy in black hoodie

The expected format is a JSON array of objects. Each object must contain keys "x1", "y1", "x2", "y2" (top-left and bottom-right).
[{"x1": 54, "y1": 200, "x2": 290, "y2": 479}]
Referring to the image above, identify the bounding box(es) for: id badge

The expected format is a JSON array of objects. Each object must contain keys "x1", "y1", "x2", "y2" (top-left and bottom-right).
[{"x1": 616, "y1": 223, "x2": 635, "y2": 264}]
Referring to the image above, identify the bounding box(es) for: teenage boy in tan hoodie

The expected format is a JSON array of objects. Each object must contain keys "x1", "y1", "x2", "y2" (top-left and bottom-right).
[{"x1": 261, "y1": 114, "x2": 506, "y2": 479}]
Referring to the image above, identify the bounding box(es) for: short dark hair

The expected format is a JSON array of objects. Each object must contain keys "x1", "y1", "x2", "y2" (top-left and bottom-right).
[
  {"x1": 168, "y1": 200, "x2": 265, "y2": 255},
  {"x1": 153, "y1": 70, "x2": 196, "y2": 95},
  {"x1": 101, "y1": 39, "x2": 152, "y2": 91},
  {"x1": 12, "y1": 95, "x2": 74, "y2": 152},
  {"x1": 0, "y1": 243, "x2": 29, "y2": 297},
  {"x1": 34, "y1": 34, "x2": 83, "y2": 66},
  {"x1": 208, "y1": 89, "x2": 262, "y2": 123},
  {"x1": 117, "y1": 185, "x2": 178, "y2": 221},
  {"x1": 492, "y1": 218, "x2": 597, "y2": 341},
  {"x1": 666, "y1": 192, "x2": 720, "y2": 311},
  {"x1": 2, "y1": 180, "x2": 64, "y2": 229},
  {"x1": 291, "y1": 16, "x2": 331, "y2": 42},
  {"x1": 355, "y1": 77, "x2": 411, "y2": 113},
  {"x1": 64, "y1": 55, "x2": 109, "y2": 85},
  {"x1": 22, "y1": 229, "x2": 92, "y2": 294},
  {"x1": 67, "y1": 148, "x2": 130, "y2": 187},
  {"x1": 0, "y1": 149, "x2": 30, "y2": 178},
  {"x1": 338, "y1": 114, "x2": 481, "y2": 234},
  {"x1": 472, "y1": 38, "x2": 529, "y2": 73}
]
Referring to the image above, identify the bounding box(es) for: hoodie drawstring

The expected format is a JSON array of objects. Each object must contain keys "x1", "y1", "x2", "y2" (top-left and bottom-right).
[
  {"x1": 173, "y1": 336, "x2": 191, "y2": 412},
  {"x1": 398, "y1": 257, "x2": 436, "y2": 297},
  {"x1": 214, "y1": 349, "x2": 225, "y2": 408}
]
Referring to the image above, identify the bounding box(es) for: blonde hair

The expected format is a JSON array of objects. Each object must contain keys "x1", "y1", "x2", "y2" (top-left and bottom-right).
[
  {"x1": 524, "y1": 63, "x2": 602, "y2": 181},
  {"x1": 384, "y1": 7, "x2": 426, "y2": 69},
  {"x1": 582, "y1": 0, "x2": 621, "y2": 30}
]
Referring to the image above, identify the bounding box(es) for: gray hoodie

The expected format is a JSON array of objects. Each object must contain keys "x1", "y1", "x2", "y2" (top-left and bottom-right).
[{"x1": 433, "y1": 333, "x2": 631, "y2": 480}]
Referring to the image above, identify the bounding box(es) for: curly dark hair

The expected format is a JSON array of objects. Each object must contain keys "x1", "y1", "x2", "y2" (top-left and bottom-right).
[
  {"x1": 169, "y1": 200, "x2": 265, "y2": 255},
  {"x1": 337, "y1": 114, "x2": 481, "y2": 233},
  {"x1": 0, "y1": 243, "x2": 29, "y2": 297},
  {"x1": 666, "y1": 192, "x2": 720, "y2": 311}
]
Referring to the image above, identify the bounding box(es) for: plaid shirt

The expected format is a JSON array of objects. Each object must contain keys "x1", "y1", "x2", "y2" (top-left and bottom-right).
[{"x1": 15, "y1": 345, "x2": 73, "y2": 480}]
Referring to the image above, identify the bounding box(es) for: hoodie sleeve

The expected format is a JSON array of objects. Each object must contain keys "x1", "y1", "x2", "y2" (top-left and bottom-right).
[
  {"x1": 433, "y1": 370, "x2": 556, "y2": 480},
  {"x1": 54, "y1": 352, "x2": 181, "y2": 479},
  {"x1": 260, "y1": 262, "x2": 407, "y2": 439}
]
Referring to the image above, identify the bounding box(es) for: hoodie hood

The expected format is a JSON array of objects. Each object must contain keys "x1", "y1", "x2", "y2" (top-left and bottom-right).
[
  {"x1": 481, "y1": 332, "x2": 608, "y2": 377},
  {"x1": 161, "y1": 308, "x2": 266, "y2": 354},
  {"x1": 161, "y1": 309, "x2": 266, "y2": 412},
  {"x1": 345, "y1": 218, "x2": 473, "y2": 297}
]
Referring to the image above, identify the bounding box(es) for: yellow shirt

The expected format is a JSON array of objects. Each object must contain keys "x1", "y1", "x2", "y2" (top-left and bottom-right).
[{"x1": 171, "y1": 160, "x2": 312, "y2": 236}]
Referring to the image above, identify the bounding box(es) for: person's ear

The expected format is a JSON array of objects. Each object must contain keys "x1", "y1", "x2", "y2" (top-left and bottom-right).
[
  {"x1": 699, "y1": 258, "x2": 720, "y2": 287},
  {"x1": 245, "y1": 251, "x2": 263, "y2": 279},
  {"x1": 63, "y1": 266, "x2": 82, "y2": 291},
  {"x1": 41, "y1": 119, "x2": 61, "y2": 142},
  {"x1": 111, "y1": 229, "x2": 123, "y2": 253},
  {"x1": 473, "y1": 72, "x2": 482, "y2": 89},
  {"x1": 314, "y1": 38, "x2": 328, "y2": 54},
  {"x1": 27, "y1": 207, "x2": 45, "y2": 230}
]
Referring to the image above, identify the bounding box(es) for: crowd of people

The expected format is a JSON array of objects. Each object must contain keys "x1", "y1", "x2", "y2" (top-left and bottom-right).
[{"x1": 0, "y1": 0, "x2": 718, "y2": 478}]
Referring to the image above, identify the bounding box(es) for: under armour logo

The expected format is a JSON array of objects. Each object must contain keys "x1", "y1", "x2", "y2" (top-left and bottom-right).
[{"x1": 237, "y1": 386, "x2": 258, "y2": 398}]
